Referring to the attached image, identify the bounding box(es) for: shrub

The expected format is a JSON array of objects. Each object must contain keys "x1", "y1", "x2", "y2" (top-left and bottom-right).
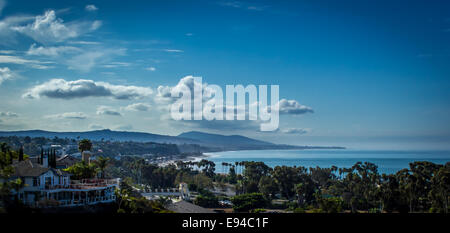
[
  {"x1": 250, "y1": 208, "x2": 266, "y2": 213},
  {"x1": 231, "y1": 193, "x2": 268, "y2": 212},
  {"x1": 293, "y1": 208, "x2": 305, "y2": 213},
  {"x1": 318, "y1": 197, "x2": 343, "y2": 213},
  {"x1": 194, "y1": 195, "x2": 219, "y2": 208}
]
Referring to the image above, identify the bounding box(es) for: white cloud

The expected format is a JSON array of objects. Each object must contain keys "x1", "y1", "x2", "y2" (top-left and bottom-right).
[
  {"x1": 19, "y1": 43, "x2": 123, "y2": 73},
  {"x1": 12, "y1": 10, "x2": 101, "y2": 43},
  {"x1": 66, "y1": 51, "x2": 104, "y2": 72},
  {"x1": 0, "y1": 55, "x2": 40, "y2": 64},
  {"x1": 102, "y1": 62, "x2": 131, "y2": 68},
  {"x1": 164, "y1": 49, "x2": 183, "y2": 53},
  {"x1": 66, "y1": 48, "x2": 126, "y2": 72},
  {"x1": 124, "y1": 103, "x2": 151, "y2": 112},
  {"x1": 277, "y1": 99, "x2": 314, "y2": 115},
  {"x1": 90, "y1": 20, "x2": 102, "y2": 30},
  {"x1": 85, "y1": 5, "x2": 98, "y2": 12},
  {"x1": 0, "y1": 67, "x2": 16, "y2": 85},
  {"x1": 0, "y1": 15, "x2": 34, "y2": 45},
  {"x1": 154, "y1": 76, "x2": 313, "y2": 132},
  {"x1": 145, "y1": 67, "x2": 156, "y2": 71},
  {"x1": 27, "y1": 43, "x2": 80, "y2": 56},
  {"x1": 44, "y1": 112, "x2": 87, "y2": 119},
  {"x1": 23, "y1": 78, "x2": 153, "y2": 100},
  {"x1": 0, "y1": 50, "x2": 15, "y2": 54},
  {"x1": 0, "y1": 55, "x2": 54, "y2": 69},
  {"x1": 156, "y1": 75, "x2": 212, "y2": 106},
  {"x1": 96, "y1": 106, "x2": 121, "y2": 116},
  {"x1": 29, "y1": 64, "x2": 54, "y2": 69},
  {"x1": 156, "y1": 76, "x2": 312, "y2": 118},
  {"x1": 0, "y1": 111, "x2": 19, "y2": 117},
  {"x1": 156, "y1": 76, "x2": 271, "y2": 131},
  {"x1": 281, "y1": 128, "x2": 311, "y2": 134},
  {"x1": 68, "y1": 41, "x2": 101, "y2": 45}
]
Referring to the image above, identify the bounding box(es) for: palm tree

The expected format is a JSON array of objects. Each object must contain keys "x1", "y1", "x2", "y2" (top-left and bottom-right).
[
  {"x1": 78, "y1": 139, "x2": 93, "y2": 152},
  {"x1": 95, "y1": 156, "x2": 110, "y2": 178},
  {"x1": 222, "y1": 162, "x2": 228, "y2": 173}
]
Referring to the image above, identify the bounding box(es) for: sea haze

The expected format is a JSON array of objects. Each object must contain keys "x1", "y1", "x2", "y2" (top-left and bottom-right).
[{"x1": 205, "y1": 149, "x2": 450, "y2": 174}]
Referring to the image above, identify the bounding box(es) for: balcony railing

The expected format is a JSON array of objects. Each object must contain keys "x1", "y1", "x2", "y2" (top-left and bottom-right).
[
  {"x1": 74, "y1": 178, "x2": 120, "y2": 185},
  {"x1": 27, "y1": 195, "x2": 117, "y2": 208},
  {"x1": 41, "y1": 178, "x2": 120, "y2": 190}
]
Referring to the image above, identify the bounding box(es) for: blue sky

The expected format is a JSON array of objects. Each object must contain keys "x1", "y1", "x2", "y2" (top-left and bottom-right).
[{"x1": 0, "y1": 0, "x2": 449, "y2": 150}]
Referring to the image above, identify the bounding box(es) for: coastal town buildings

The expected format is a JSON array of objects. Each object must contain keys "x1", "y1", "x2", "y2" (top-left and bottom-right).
[{"x1": 1, "y1": 151, "x2": 119, "y2": 208}]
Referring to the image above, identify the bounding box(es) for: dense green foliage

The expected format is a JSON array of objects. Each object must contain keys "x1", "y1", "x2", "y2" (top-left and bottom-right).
[
  {"x1": 0, "y1": 136, "x2": 180, "y2": 157},
  {"x1": 78, "y1": 139, "x2": 93, "y2": 152},
  {"x1": 231, "y1": 193, "x2": 268, "y2": 212},
  {"x1": 64, "y1": 161, "x2": 98, "y2": 180},
  {"x1": 232, "y1": 160, "x2": 450, "y2": 213},
  {"x1": 106, "y1": 156, "x2": 449, "y2": 213},
  {"x1": 1, "y1": 138, "x2": 449, "y2": 213},
  {"x1": 194, "y1": 189, "x2": 219, "y2": 208},
  {"x1": 115, "y1": 178, "x2": 171, "y2": 213},
  {"x1": 106, "y1": 157, "x2": 218, "y2": 191},
  {"x1": 0, "y1": 143, "x2": 26, "y2": 212}
]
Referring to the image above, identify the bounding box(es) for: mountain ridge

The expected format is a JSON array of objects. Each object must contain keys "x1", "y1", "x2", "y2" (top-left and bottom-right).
[{"x1": 0, "y1": 129, "x2": 345, "y2": 151}]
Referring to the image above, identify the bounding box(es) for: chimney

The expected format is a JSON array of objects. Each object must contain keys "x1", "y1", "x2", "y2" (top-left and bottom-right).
[
  {"x1": 42, "y1": 149, "x2": 49, "y2": 168},
  {"x1": 82, "y1": 151, "x2": 92, "y2": 164}
]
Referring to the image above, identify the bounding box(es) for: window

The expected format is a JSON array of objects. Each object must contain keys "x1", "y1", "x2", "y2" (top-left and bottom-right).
[
  {"x1": 45, "y1": 177, "x2": 51, "y2": 186},
  {"x1": 33, "y1": 177, "x2": 40, "y2": 186}
]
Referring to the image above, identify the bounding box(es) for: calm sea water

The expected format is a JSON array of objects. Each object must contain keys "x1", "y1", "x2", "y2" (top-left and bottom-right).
[{"x1": 204, "y1": 149, "x2": 450, "y2": 174}]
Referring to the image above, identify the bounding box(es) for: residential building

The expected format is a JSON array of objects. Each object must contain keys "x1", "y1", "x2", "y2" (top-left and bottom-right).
[{"x1": 1, "y1": 153, "x2": 119, "y2": 208}]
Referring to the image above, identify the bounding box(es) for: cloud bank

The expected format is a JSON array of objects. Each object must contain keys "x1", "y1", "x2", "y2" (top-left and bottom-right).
[
  {"x1": 0, "y1": 67, "x2": 15, "y2": 84},
  {"x1": 0, "y1": 111, "x2": 19, "y2": 117},
  {"x1": 96, "y1": 106, "x2": 121, "y2": 116},
  {"x1": 44, "y1": 112, "x2": 87, "y2": 119},
  {"x1": 277, "y1": 99, "x2": 314, "y2": 115},
  {"x1": 124, "y1": 103, "x2": 151, "y2": 112},
  {"x1": 12, "y1": 10, "x2": 101, "y2": 43},
  {"x1": 281, "y1": 128, "x2": 311, "y2": 134},
  {"x1": 23, "y1": 79, "x2": 153, "y2": 100},
  {"x1": 85, "y1": 5, "x2": 98, "y2": 12}
]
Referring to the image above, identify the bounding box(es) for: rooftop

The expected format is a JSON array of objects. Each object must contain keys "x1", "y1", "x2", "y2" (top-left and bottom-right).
[{"x1": 10, "y1": 160, "x2": 70, "y2": 177}]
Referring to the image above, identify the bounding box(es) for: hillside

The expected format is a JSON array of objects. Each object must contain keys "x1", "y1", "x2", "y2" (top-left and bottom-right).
[
  {"x1": 178, "y1": 131, "x2": 275, "y2": 148},
  {"x1": 0, "y1": 129, "x2": 199, "y2": 144},
  {"x1": 0, "y1": 129, "x2": 345, "y2": 152},
  {"x1": 176, "y1": 131, "x2": 323, "y2": 150}
]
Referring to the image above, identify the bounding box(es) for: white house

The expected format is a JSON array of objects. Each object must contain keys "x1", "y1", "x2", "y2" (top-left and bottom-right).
[{"x1": 2, "y1": 156, "x2": 119, "y2": 208}]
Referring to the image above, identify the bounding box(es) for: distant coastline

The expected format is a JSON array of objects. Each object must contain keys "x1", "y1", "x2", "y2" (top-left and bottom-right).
[
  {"x1": 0, "y1": 129, "x2": 346, "y2": 156},
  {"x1": 200, "y1": 149, "x2": 450, "y2": 174}
]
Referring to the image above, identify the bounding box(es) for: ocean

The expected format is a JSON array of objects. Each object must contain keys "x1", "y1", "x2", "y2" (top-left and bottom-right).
[{"x1": 204, "y1": 149, "x2": 450, "y2": 174}]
